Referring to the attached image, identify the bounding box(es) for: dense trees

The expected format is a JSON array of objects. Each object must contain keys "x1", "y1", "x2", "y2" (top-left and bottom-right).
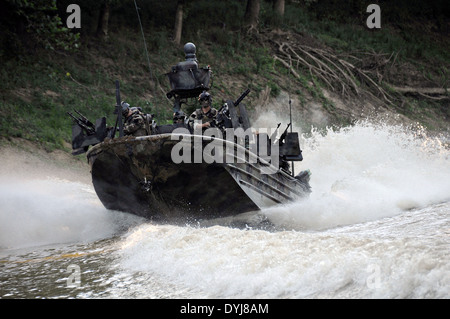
[
  {"x1": 1, "y1": 0, "x2": 80, "y2": 55},
  {"x1": 0, "y1": 0, "x2": 292, "y2": 54},
  {"x1": 1, "y1": 0, "x2": 447, "y2": 56}
]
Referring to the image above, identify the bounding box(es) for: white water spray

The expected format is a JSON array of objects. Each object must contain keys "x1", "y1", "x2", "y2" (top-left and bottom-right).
[
  {"x1": 263, "y1": 120, "x2": 450, "y2": 230},
  {"x1": 0, "y1": 177, "x2": 144, "y2": 249}
]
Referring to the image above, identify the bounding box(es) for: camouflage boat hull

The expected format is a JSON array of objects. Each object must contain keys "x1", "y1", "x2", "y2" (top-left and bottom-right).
[{"x1": 86, "y1": 133, "x2": 310, "y2": 220}]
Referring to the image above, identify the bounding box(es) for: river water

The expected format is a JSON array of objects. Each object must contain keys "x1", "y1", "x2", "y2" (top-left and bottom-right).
[{"x1": 0, "y1": 121, "x2": 449, "y2": 299}]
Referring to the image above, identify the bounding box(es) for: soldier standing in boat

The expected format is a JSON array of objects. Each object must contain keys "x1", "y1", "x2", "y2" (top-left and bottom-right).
[
  {"x1": 122, "y1": 102, "x2": 152, "y2": 136},
  {"x1": 188, "y1": 91, "x2": 218, "y2": 131},
  {"x1": 173, "y1": 110, "x2": 187, "y2": 124}
]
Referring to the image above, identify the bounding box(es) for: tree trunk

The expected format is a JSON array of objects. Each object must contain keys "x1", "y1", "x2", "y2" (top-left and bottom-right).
[
  {"x1": 173, "y1": 0, "x2": 184, "y2": 45},
  {"x1": 273, "y1": 0, "x2": 285, "y2": 17},
  {"x1": 244, "y1": 0, "x2": 260, "y2": 29},
  {"x1": 272, "y1": 0, "x2": 285, "y2": 29},
  {"x1": 97, "y1": 1, "x2": 110, "y2": 40}
]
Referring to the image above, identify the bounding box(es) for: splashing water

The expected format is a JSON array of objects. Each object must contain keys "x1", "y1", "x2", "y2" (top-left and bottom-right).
[
  {"x1": 1, "y1": 120, "x2": 449, "y2": 299},
  {"x1": 112, "y1": 120, "x2": 449, "y2": 299},
  {"x1": 0, "y1": 177, "x2": 142, "y2": 249},
  {"x1": 263, "y1": 120, "x2": 450, "y2": 230}
]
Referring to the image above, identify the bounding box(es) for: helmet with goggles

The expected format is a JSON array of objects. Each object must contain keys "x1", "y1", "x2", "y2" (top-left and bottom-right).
[{"x1": 198, "y1": 91, "x2": 212, "y2": 104}]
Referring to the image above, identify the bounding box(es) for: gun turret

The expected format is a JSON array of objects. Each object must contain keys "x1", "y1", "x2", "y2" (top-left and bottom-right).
[{"x1": 67, "y1": 109, "x2": 109, "y2": 155}]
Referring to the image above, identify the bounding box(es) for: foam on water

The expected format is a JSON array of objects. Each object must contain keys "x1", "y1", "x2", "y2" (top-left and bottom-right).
[{"x1": 116, "y1": 203, "x2": 449, "y2": 298}]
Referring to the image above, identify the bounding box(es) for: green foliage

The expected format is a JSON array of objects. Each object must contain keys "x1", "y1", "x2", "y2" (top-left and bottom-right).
[
  {"x1": 254, "y1": 48, "x2": 273, "y2": 75},
  {"x1": 3, "y1": 0, "x2": 80, "y2": 54},
  {"x1": 268, "y1": 81, "x2": 280, "y2": 97}
]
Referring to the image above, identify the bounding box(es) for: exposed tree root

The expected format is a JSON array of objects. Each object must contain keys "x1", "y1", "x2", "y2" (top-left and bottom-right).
[{"x1": 261, "y1": 32, "x2": 448, "y2": 103}]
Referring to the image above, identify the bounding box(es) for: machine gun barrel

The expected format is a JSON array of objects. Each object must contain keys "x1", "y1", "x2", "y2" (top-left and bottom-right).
[
  {"x1": 67, "y1": 111, "x2": 95, "y2": 135},
  {"x1": 234, "y1": 88, "x2": 250, "y2": 106},
  {"x1": 279, "y1": 123, "x2": 291, "y2": 144},
  {"x1": 270, "y1": 123, "x2": 281, "y2": 141},
  {"x1": 74, "y1": 109, "x2": 94, "y2": 128}
]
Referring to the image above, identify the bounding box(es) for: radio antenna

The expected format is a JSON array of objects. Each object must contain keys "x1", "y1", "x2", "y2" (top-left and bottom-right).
[{"x1": 289, "y1": 96, "x2": 294, "y2": 177}]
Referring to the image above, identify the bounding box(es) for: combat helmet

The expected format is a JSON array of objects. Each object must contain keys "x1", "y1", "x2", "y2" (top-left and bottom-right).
[
  {"x1": 173, "y1": 110, "x2": 186, "y2": 123},
  {"x1": 198, "y1": 91, "x2": 212, "y2": 104},
  {"x1": 121, "y1": 101, "x2": 130, "y2": 117}
]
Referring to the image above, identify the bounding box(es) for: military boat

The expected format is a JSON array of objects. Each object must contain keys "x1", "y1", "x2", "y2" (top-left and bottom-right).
[{"x1": 69, "y1": 43, "x2": 311, "y2": 221}]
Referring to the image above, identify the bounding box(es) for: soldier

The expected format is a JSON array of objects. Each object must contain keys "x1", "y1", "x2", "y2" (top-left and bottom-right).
[
  {"x1": 122, "y1": 102, "x2": 152, "y2": 136},
  {"x1": 173, "y1": 110, "x2": 187, "y2": 124},
  {"x1": 188, "y1": 91, "x2": 218, "y2": 131}
]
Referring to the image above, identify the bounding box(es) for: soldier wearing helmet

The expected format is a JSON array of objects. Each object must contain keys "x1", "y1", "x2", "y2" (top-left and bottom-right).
[
  {"x1": 173, "y1": 110, "x2": 186, "y2": 124},
  {"x1": 122, "y1": 102, "x2": 152, "y2": 136},
  {"x1": 188, "y1": 91, "x2": 218, "y2": 131}
]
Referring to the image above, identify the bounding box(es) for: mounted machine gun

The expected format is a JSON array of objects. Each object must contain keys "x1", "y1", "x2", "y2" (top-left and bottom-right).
[{"x1": 67, "y1": 109, "x2": 111, "y2": 155}]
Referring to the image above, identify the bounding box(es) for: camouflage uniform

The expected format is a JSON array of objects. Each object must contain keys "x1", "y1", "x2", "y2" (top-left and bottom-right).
[
  {"x1": 188, "y1": 107, "x2": 218, "y2": 131},
  {"x1": 124, "y1": 109, "x2": 151, "y2": 137}
]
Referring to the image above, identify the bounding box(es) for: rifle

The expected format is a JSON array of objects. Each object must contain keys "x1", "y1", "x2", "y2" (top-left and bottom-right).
[{"x1": 67, "y1": 110, "x2": 95, "y2": 135}]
